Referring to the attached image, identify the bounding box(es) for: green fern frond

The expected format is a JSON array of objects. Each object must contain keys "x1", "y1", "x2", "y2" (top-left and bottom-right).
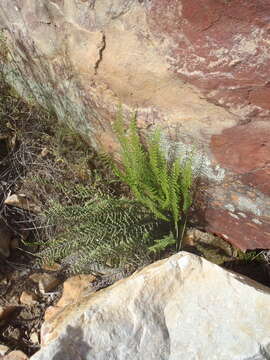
[
  {"x1": 38, "y1": 193, "x2": 159, "y2": 273},
  {"x1": 169, "y1": 160, "x2": 181, "y2": 226},
  {"x1": 110, "y1": 108, "x2": 194, "y2": 250},
  {"x1": 148, "y1": 234, "x2": 176, "y2": 254},
  {"x1": 181, "y1": 158, "x2": 193, "y2": 214},
  {"x1": 39, "y1": 109, "x2": 195, "y2": 275},
  {"x1": 148, "y1": 130, "x2": 170, "y2": 205}
]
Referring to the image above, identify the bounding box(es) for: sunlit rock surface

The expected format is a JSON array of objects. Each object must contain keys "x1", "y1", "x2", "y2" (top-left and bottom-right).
[
  {"x1": 31, "y1": 252, "x2": 270, "y2": 360},
  {"x1": 1, "y1": 1, "x2": 270, "y2": 249}
]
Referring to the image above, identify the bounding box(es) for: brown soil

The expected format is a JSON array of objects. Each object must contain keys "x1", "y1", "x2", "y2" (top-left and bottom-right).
[
  {"x1": 0, "y1": 250, "x2": 65, "y2": 357},
  {"x1": 0, "y1": 96, "x2": 68, "y2": 356},
  {"x1": 0, "y1": 76, "x2": 120, "y2": 357}
]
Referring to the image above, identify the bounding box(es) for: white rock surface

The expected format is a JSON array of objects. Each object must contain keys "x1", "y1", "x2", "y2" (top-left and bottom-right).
[
  {"x1": 0, "y1": 344, "x2": 9, "y2": 356},
  {"x1": 31, "y1": 252, "x2": 270, "y2": 360}
]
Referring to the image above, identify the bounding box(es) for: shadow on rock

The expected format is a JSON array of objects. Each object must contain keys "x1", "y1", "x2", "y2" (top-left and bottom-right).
[{"x1": 52, "y1": 325, "x2": 91, "y2": 360}]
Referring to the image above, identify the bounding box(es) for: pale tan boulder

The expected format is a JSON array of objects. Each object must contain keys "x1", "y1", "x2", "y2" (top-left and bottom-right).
[{"x1": 31, "y1": 252, "x2": 270, "y2": 360}]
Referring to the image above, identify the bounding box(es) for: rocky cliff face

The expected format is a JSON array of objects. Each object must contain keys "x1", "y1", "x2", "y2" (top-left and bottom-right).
[{"x1": 0, "y1": 0, "x2": 269, "y2": 249}]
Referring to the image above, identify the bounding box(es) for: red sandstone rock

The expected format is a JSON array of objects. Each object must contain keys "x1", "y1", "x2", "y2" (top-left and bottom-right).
[
  {"x1": 211, "y1": 121, "x2": 270, "y2": 196},
  {"x1": 148, "y1": 0, "x2": 270, "y2": 119},
  {"x1": 204, "y1": 207, "x2": 270, "y2": 251}
]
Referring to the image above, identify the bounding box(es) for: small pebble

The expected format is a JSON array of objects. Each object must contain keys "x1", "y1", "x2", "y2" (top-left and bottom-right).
[
  {"x1": 30, "y1": 273, "x2": 61, "y2": 293},
  {"x1": 41, "y1": 263, "x2": 61, "y2": 272},
  {"x1": 20, "y1": 291, "x2": 38, "y2": 306},
  {"x1": 0, "y1": 344, "x2": 9, "y2": 356},
  {"x1": 30, "y1": 332, "x2": 39, "y2": 344}
]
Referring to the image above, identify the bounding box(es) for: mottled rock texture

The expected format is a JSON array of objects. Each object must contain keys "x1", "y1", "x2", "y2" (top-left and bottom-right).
[
  {"x1": 0, "y1": 0, "x2": 270, "y2": 249},
  {"x1": 31, "y1": 252, "x2": 270, "y2": 360}
]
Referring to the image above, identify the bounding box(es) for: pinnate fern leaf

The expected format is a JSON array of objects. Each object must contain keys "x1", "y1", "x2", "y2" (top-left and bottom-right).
[
  {"x1": 148, "y1": 234, "x2": 176, "y2": 253},
  {"x1": 111, "y1": 108, "x2": 194, "y2": 250},
  {"x1": 38, "y1": 194, "x2": 159, "y2": 273}
]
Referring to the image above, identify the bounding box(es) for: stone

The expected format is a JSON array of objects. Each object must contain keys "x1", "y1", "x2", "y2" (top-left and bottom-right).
[
  {"x1": 43, "y1": 274, "x2": 96, "y2": 322},
  {"x1": 40, "y1": 147, "x2": 49, "y2": 158},
  {"x1": 9, "y1": 296, "x2": 19, "y2": 306},
  {"x1": 20, "y1": 291, "x2": 38, "y2": 306},
  {"x1": 4, "y1": 194, "x2": 41, "y2": 214},
  {"x1": 41, "y1": 263, "x2": 61, "y2": 272},
  {"x1": 183, "y1": 228, "x2": 234, "y2": 264},
  {"x1": 29, "y1": 273, "x2": 61, "y2": 294},
  {"x1": 0, "y1": 277, "x2": 8, "y2": 285},
  {"x1": 30, "y1": 332, "x2": 39, "y2": 344},
  {"x1": 44, "y1": 306, "x2": 62, "y2": 323},
  {"x1": 31, "y1": 252, "x2": 270, "y2": 360},
  {"x1": 57, "y1": 274, "x2": 96, "y2": 308},
  {"x1": 29, "y1": 273, "x2": 43, "y2": 283},
  {"x1": 0, "y1": 344, "x2": 9, "y2": 356},
  {"x1": 211, "y1": 122, "x2": 270, "y2": 195},
  {"x1": 3, "y1": 350, "x2": 29, "y2": 360},
  {"x1": 1, "y1": 1, "x2": 270, "y2": 249}
]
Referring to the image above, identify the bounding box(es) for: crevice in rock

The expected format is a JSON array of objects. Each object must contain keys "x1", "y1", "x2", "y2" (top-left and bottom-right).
[
  {"x1": 257, "y1": 344, "x2": 270, "y2": 360},
  {"x1": 94, "y1": 32, "x2": 106, "y2": 75},
  {"x1": 89, "y1": 0, "x2": 96, "y2": 9},
  {"x1": 201, "y1": 15, "x2": 222, "y2": 32}
]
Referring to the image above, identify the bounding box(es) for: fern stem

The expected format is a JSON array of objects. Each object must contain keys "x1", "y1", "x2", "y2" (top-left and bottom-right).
[
  {"x1": 176, "y1": 214, "x2": 188, "y2": 251},
  {"x1": 174, "y1": 221, "x2": 179, "y2": 250}
]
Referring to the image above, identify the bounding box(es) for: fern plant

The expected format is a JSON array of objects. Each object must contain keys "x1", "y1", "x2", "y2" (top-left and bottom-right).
[
  {"x1": 38, "y1": 110, "x2": 194, "y2": 274},
  {"x1": 110, "y1": 109, "x2": 193, "y2": 251},
  {"x1": 38, "y1": 193, "x2": 159, "y2": 274}
]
